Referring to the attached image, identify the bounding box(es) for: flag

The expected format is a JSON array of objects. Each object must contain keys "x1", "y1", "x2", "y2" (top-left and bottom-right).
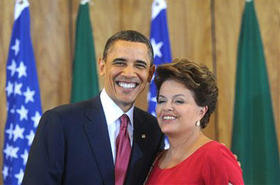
[
  {"x1": 231, "y1": 0, "x2": 280, "y2": 184},
  {"x1": 2, "y1": 0, "x2": 42, "y2": 184},
  {"x1": 147, "y1": 0, "x2": 172, "y2": 149},
  {"x1": 147, "y1": 0, "x2": 172, "y2": 116},
  {"x1": 70, "y1": 0, "x2": 99, "y2": 103}
]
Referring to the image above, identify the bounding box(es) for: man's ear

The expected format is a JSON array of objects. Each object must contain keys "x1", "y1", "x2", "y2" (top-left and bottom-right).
[
  {"x1": 148, "y1": 64, "x2": 155, "y2": 82},
  {"x1": 98, "y1": 57, "x2": 105, "y2": 76}
]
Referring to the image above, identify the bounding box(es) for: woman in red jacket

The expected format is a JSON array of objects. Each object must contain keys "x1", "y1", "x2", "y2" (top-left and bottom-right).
[{"x1": 145, "y1": 58, "x2": 244, "y2": 185}]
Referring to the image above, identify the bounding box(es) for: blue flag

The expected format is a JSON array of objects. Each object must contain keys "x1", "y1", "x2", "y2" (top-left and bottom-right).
[
  {"x1": 2, "y1": 0, "x2": 42, "y2": 184},
  {"x1": 148, "y1": 0, "x2": 172, "y2": 149},
  {"x1": 147, "y1": 0, "x2": 172, "y2": 117}
]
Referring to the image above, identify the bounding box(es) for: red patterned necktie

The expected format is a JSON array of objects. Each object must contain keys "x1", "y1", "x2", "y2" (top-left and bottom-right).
[{"x1": 115, "y1": 114, "x2": 131, "y2": 185}]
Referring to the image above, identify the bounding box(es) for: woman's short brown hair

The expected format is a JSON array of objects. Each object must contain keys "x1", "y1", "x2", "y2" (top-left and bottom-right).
[{"x1": 154, "y1": 58, "x2": 218, "y2": 128}]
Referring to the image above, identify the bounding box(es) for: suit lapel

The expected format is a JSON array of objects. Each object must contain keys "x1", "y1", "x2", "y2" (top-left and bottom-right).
[
  {"x1": 130, "y1": 109, "x2": 145, "y2": 165},
  {"x1": 83, "y1": 96, "x2": 114, "y2": 185},
  {"x1": 125, "y1": 108, "x2": 149, "y2": 184}
]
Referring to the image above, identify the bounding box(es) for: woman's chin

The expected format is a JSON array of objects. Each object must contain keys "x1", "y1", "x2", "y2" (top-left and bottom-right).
[{"x1": 160, "y1": 127, "x2": 176, "y2": 136}]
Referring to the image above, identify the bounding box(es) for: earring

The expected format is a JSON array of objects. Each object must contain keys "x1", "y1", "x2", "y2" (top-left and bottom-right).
[{"x1": 195, "y1": 120, "x2": 201, "y2": 127}]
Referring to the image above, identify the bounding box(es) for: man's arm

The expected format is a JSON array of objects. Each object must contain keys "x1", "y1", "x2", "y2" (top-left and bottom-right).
[{"x1": 22, "y1": 110, "x2": 65, "y2": 185}]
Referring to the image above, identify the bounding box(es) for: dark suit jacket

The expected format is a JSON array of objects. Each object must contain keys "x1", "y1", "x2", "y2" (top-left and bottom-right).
[{"x1": 22, "y1": 95, "x2": 164, "y2": 185}]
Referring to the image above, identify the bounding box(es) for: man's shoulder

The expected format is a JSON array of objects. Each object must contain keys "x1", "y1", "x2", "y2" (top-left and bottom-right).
[
  {"x1": 48, "y1": 96, "x2": 100, "y2": 114},
  {"x1": 133, "y1": 107, "x2": 161, "y2": 135},
  {"x1": 38, "y1": 96, "x2": 101, "y2": 129}
]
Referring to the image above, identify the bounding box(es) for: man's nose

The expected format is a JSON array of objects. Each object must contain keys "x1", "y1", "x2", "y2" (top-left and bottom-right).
[{"x1": 123, "y1": 65, "x2": 136, "y2": 76}]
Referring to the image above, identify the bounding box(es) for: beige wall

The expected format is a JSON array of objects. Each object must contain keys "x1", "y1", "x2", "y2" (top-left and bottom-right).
[{"x1": 1, "y1": 0, "x2": 280, "y2": 183}]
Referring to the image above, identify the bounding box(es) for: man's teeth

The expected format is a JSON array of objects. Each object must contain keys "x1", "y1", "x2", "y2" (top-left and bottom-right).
[
  {"x1": 163, "y1": 116, "x2": 176, "y2": 120},
  {"x1": 119, "y1": 82, "x2": 136, "y2": 89}
]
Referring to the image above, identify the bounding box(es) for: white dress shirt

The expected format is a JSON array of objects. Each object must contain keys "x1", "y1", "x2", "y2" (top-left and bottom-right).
[{"x1": 100, "y1": 89, "x2": 134, "y2": 163}]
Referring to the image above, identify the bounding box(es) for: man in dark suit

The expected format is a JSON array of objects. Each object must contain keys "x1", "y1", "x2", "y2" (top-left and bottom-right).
[{"x1": 22, "y1": 30, "x2": 164, "y2": 185}]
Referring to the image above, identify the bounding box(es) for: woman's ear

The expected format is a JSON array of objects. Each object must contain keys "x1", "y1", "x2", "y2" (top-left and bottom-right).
[{"x1": 199, "y1": 106, "x2": 208, "y2": 119}]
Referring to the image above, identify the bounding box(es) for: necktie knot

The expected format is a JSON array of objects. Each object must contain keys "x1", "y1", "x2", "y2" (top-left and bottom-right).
[{"x1": 120, "y1": 114, "x2": 129, "y2": 130}]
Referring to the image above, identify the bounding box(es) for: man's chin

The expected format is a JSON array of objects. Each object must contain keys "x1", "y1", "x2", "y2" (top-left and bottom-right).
[
  {"x1": 121, "y1": 98, "x2": 135, "y2": 106},
  {"x1": 119, "y1": 95, "x2": 136, "y2": 104},
  {"x1": 117, "y1": 88, "x2": 138, "y2": 99}
]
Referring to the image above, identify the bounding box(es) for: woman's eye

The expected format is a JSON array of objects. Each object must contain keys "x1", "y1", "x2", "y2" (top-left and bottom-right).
[
  {"x1": 175, "y1": 100, "x2": 184, "y2": 104},
  {"x1": 157, "y1": 99, "x2": 166, "y2": 104}
]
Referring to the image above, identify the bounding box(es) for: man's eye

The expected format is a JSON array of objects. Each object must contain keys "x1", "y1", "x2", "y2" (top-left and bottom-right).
[
  {"x1": 135, "y1": 64, "x2": 147, "y2": 69},
  {"x1": 113, "y1": 61, "x2": 125, "y2": 66}
]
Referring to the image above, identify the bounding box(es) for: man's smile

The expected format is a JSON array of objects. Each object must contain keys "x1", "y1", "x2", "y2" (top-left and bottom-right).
[{"x1": 116, "y1": 81, "x2": 139, "y2": 89}]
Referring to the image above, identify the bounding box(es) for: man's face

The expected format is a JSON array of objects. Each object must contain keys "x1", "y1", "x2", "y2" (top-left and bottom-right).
[{"x1": 99, "y1": 40, "x2": 154, "y2": 112}]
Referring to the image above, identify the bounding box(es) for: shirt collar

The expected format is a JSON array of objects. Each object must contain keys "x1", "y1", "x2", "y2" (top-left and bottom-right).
[{"x1": 100, "y1": 89, "x2": 134, "y2": 126}]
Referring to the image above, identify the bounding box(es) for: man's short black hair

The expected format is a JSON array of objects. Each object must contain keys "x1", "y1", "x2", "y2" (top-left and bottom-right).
[{"x1": 102, "y1": 30, "x2": 154, "y2": 65}]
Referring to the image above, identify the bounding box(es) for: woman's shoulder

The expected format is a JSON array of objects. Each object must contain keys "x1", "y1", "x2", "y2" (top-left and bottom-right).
[
  {"x1": 199, "y1": 141, "x2": 231, "y2": 153},
  {"x1": 200, "y1": 142, "x2": 244, "y2": 185},
  {"x1": 199, "y1": 141, "x2": 239, "y2": 170}
]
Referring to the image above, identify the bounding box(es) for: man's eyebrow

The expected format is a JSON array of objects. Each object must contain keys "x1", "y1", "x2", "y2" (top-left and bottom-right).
[{"x1": 112, "y1": 58, "x2": 126, "y2": 63}]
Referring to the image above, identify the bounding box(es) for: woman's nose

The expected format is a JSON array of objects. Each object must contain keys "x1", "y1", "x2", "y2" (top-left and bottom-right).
[{"x1": 163, "y1": 101, "x2": 173, "y2": 111}]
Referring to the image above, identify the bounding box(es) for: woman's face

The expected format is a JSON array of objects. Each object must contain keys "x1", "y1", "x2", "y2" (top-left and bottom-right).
[{"x1": 156, "y1": 79, "x2": 206, "y2": 137}]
